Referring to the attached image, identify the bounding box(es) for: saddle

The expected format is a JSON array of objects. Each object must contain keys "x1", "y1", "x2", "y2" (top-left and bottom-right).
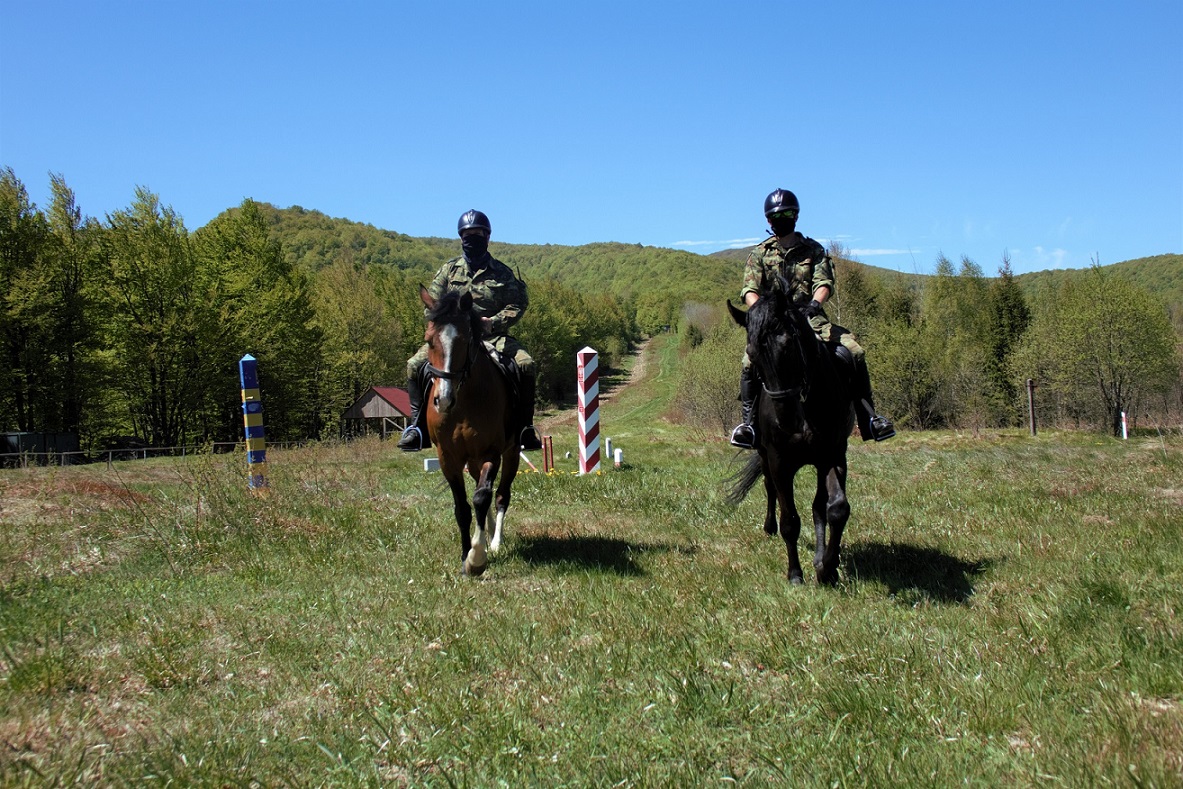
[{"x1": 481, "y1": 340, "x2": 522, "y2": 402}]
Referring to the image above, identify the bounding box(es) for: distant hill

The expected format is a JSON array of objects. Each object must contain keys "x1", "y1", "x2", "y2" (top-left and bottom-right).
[
  {"x1": 712, "y1": 244, "x2": 1182, "y2": 321},
  {"x1": 1014, "y1": 254, "x2": 1182, "y2": 320},
  {"x1": 252, "y1": 204, "x2": 1180, "y2": 324}
]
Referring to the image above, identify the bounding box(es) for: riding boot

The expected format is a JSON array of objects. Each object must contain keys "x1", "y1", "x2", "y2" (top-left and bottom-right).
[
  {"x1": 729, "y1": 366, "x2": 759, "y2": 449},
  {"x1": 518, "y1": 370, "x2": 543, "y2": 451},
  {"x1": 397, "y1": 372, "x2": 431, "y2": 452},
  {"x1": 851, "y1": 357, "x2": 895, "y2": 442}
]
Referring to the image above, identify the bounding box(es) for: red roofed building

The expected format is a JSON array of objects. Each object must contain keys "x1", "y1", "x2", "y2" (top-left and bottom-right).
[{"x1": 341, "y1": 386, "x2": 411, "y2": 438}]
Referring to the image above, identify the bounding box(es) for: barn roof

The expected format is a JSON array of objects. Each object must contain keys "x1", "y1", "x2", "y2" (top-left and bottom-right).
[{"x1": 342, "y1": 386, "x2": 411, "y2": 420}]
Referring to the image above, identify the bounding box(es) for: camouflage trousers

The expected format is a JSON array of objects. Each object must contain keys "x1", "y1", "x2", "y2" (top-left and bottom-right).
[
  {"x1": 407, "y1": 335, "x2": 534, "y2": 381},
  {"x1": 741, "y1": 317, "x2": 864, "y2": 370}
]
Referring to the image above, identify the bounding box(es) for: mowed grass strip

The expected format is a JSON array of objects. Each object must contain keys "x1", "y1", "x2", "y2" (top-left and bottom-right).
[{"x1": 2, "y1": 348, "x2": 1181, "y2": 785}]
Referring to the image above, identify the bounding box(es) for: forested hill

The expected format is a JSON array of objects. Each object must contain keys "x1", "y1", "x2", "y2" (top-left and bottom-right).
[
  {"x1": 257, "y1": 204, "x2": 742, "y2": 322},
  {"x1": 1014, "y1": 254, "x2": 1183, "y2": 319},
  {"x1": 713, "y1": 245, "x2": 1182, "y2": 319},
  {"x1": 256, "y1": 204, "x2": 1181, "y2": 321}
]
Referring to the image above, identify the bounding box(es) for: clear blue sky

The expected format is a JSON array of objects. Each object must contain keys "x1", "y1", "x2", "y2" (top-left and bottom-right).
[{"x1": 2, "y1": 1, "x2": 1180, "y2": 275}]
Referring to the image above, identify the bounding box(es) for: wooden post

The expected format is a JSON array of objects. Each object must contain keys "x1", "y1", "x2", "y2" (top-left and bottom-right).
[{"x1": 1027, "y1": 378, "x2": 1037, "y2": 437}]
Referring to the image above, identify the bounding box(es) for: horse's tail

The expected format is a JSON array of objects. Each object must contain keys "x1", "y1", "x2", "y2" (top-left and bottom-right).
[{"x1": 726, "y1": 453, "x2": 764, "y2": 506}]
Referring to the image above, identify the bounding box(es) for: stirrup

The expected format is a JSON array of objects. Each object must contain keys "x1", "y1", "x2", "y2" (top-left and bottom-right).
[
  {"x1": 869, "y1": 416, "x2": 895, "y2": 442},
  {"x1": 729, "y1": 423, "x2": 756, "y2": 449},
  {"x1": 519, "y1": 426, "x2": 543, "y2": 451},
  {"x1": 397, "y1": 426, "x2": 425, "y2": 452}
]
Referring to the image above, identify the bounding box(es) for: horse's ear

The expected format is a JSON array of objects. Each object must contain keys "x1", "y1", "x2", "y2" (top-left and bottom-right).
[
  {"x1": 459, "y1": 291, "x2": 474, "y2": 311},
  {"x1": 419, "y1": 285, "x2": 434, "y2": 309},
  {"x1": 727, "y1": 299, "x2": 747, "y2": 328}
]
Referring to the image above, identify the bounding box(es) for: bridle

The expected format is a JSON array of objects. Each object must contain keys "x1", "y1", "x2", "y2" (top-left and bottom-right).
[
  {"x1": 426, "y1": 320, "x2": 478, "y2": 391},
  {"x1": 756, "y1": 312, "x2": 812, "y2": 404}
]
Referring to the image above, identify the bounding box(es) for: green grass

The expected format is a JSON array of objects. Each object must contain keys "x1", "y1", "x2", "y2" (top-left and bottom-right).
[{"x1": 2, "y1": 335, "x2": 1182, "y2": 786}]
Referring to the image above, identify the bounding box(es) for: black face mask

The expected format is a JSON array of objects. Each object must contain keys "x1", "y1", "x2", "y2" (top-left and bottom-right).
[
  {"x1": 462, "y1": 234, "x2": 489, "y2": 264},
  {"x1": 770, "y1": 217, "x2": 797, "y2": 237}
]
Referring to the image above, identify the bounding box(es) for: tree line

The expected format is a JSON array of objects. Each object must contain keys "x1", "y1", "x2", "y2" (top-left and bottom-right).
[
  {"x1": 5, "y1": 166, "x2": 1179, "y2": 449},
  {"x1": 0, "y1": 169, "x2": 637, "y2": 450}
]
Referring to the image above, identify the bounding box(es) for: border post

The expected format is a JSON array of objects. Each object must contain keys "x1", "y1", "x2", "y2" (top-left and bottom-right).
[
  {"x1": 577, "y1": 347, "x2": 601, "y2": 474},
  {"x1": 239, "y1": 354, "x2": 268, "y2": 491}
]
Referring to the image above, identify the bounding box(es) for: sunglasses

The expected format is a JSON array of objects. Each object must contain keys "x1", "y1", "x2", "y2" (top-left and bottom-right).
[{"x1": 770, "y1": 210, "x2": 798, "y2": 220}]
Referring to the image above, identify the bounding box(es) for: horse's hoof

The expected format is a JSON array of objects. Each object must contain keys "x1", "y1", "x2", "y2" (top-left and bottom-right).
[
  {"x1": 788, "y1": 572, "x2": 805, "y2": 586},
  {"x1": 463, "y1": 545, "x2": 488, "y2": 577},
  {"x1": 763, "y1": 520, "x2": 777, "y2": 536}
]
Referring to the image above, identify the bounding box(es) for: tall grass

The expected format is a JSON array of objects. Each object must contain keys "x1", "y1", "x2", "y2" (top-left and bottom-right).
[{"x1": 2, "y1": 335, "x2": 1181, "y2": 786}]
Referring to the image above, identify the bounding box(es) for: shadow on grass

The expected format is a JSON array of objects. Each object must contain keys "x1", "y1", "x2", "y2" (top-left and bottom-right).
[
  {"x1": 844, "y1": 541, "x2": 992, "y2": 605},
  {"x1": 513, "y1": 535, "x2": 694, "y2": 576}
]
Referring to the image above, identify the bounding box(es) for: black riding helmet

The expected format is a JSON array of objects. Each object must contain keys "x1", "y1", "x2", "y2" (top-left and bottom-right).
[
  {"x1": 457, "y1": 209, "x2": 492, "y2": 236},
  {"x1": 763, "y1": 189, "x2": 799, "y2": 218}
]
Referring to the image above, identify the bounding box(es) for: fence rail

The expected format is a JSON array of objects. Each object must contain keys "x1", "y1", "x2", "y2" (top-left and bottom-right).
[{"x1": 0, "y1": 441, "x2": 310, "y2": 469}]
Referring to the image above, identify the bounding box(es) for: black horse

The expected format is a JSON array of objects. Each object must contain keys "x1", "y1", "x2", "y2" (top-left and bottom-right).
[{"x1": 727, "y1": 286, "x2": 856, "y2": 585}]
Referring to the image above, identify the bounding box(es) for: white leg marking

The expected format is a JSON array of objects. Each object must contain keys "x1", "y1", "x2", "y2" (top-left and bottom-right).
[{"x1": 490, "y1": 510, "x2": 505, "y2": 554}]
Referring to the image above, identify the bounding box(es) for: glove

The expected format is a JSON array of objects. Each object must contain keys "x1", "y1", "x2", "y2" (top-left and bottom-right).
[{"x1": 804, "y1": 299, "x2": 826, "y2": 320}]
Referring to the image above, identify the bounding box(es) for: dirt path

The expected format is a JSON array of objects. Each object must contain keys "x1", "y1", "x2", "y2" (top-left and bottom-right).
[
  {"x1": 598, "y1": 336, "x2": 652, "y2": 403},
  {"x1": 538, "y1": 336, "x2": 654, "y2": 428}
]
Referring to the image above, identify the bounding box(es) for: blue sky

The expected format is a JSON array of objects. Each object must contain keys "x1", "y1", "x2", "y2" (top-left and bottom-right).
[{"x1": 2, "y1": 1, "x2": 1180, "y2": 275}]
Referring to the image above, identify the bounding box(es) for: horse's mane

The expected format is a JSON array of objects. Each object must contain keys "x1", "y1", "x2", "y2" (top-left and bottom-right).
[
  {"x1": 746, "y1": 285, "x2": 828, "y2": 376},
  {"x1": 746, "y1": 286, "x2": 808, "y2": 346},
  {"x1": 427, "y1": 289, "x2": 484, "y2": 341}
]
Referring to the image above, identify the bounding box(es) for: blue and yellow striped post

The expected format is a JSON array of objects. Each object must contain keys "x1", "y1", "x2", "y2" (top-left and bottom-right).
[{"x1": 239, "y1": 354, "x2": 267, "y2": 491}]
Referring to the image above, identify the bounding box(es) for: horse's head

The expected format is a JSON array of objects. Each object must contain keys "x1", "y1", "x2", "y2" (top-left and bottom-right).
[
  {"x1": 421, "y1": 285, "x2": 484, "y2": 415},
  {"x1": 727, "y1": 286, "x2": 814, "y2": 401}
]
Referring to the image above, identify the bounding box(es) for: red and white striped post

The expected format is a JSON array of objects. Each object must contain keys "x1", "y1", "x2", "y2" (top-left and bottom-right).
[{"x1": 577, "y1": 346, "x2": 601, "y2": 474}]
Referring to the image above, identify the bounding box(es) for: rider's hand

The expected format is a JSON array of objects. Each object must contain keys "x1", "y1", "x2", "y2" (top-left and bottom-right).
[{"x1": 804, "y1": 300, "x2": 826, "y2": 320}]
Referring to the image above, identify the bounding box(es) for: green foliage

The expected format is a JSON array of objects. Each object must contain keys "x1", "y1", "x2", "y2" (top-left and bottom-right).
[
  {"x1": 1, "y1": 172, "x2": 1179, "y2": 448},
  {"x1": 0, "y1": 167, "x2": 51, "y2": 433},
  {"x1": 254, "y1": 203, "x2": 451, "y2": 276},
  {"x1": 191, "y1": 200, "x2": 324, "y2": 441},
  {"x1": 1017, "y1": 253, "x2": 1183, "y2": 330},
  {"x1": 673, "y1": 320, "x2": 744, "y2": 435},
  {"x1": 514, "y1": 277, "x2": 638, "y2": 402},
  {"x1": 1012, "y1": 266, "x2": 1181, "y2": 435},
  {"x1": 98, "y1": 188, "x2": 215, "y2": 447},
  {"x1": 983, "y1": 256, "x2": 1032, "y2": 424},
  {"x1": 310, "y1": 257, "x2": 405, "y2": 430}
]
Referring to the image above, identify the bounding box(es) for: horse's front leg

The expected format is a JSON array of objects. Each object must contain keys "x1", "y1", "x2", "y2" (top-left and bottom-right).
[
  {"x1": 812, "y1": 464, "x2": 849, "y2": 586},
  {"x1": 761, "y1": 459, "x2": 778, "y2": 536},
  {"x1": 490, "y1": 448, "x2": 521, "y2": 554},
  {"x1": 772, "y1": 466, "x2": 804, "y2": 585},
  {"x1": 444, "y1": 471, "x2": 473, "y2": 571},
  {"x1": 464, "y1": 459, "x2": 499, "y2": 576}
]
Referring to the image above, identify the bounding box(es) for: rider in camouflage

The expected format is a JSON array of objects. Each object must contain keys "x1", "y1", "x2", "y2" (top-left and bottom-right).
[
  {"x1": 729, "y1": 189, "x2": 895, "y2": 447},
  {"x1": 398, "y1": 209, "x2": 543, "y2": 452}
]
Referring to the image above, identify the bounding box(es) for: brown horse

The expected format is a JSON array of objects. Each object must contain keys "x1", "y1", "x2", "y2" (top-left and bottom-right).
[
  {"x1": 421, "y1": 285, "x2": 521, "y2": 576},
  {"x1": 727, "y1": 285, "x2": 856, "y2": 585}
]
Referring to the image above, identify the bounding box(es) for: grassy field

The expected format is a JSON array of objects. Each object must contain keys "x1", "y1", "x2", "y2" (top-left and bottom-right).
[{"x1": 2, "y1": 334, "x2": 1182, "y2": 786}]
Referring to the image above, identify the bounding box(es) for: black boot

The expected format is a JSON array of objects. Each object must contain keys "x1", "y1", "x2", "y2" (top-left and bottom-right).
[
  {"x1": 729, "y1": 366, "x2": 759, "y2": 449},
  {"x1": 518, "y1": 370, "x2": 543, "y2": 451},
  {"x1": 397, "y1": 373, "x2": 431, "y2": 452},
  {"x1": 851, "y1": 357, "x2": 895, "y2": 442}
]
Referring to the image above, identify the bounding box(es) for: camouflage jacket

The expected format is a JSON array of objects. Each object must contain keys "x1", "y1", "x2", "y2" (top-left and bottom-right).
[
  {"x1": 740, "y1": 233, "x2": 834, "y2": 305},
  {"x1": 427, "y1": 253, "x2": 528, "y2": 338}
]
